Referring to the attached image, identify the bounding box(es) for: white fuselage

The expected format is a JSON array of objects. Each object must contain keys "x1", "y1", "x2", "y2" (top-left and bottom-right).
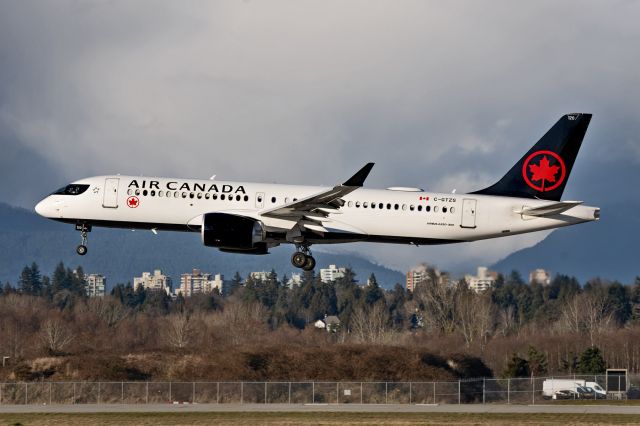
[{"x1": 35, "y1": 175, "x2": 600, "y2": 247}]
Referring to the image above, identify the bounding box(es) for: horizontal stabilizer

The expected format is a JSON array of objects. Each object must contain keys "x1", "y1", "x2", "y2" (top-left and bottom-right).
[{"x1": 514, "y1": 201, "x2": 583, "y2": 217}]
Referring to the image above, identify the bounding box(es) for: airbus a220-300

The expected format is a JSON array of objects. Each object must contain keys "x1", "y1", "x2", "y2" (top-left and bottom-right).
[{"x1": 35, "y1": 113, "x2": 599, "y2": 271}]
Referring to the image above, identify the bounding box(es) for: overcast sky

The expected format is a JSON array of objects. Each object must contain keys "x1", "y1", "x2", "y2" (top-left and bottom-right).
[{"x1": 1, "y1": 1, "x2": 639, "y2": 272}]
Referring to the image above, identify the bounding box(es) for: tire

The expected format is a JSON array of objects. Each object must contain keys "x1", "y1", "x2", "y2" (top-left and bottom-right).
[
  {"x1": 302, "y1": 256, "x2": 316, "y2": 271},
  {"x1": 76, "y1": 245, "x2": 88, "y2": 256},
  {"x1": 291, "y1": 252, "x2": 307, "y2": 268}
]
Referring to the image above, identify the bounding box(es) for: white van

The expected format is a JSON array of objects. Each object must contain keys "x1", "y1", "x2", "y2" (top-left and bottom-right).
[{"x1": 542, "y1": 379, "x2": 606, "y2": 399}]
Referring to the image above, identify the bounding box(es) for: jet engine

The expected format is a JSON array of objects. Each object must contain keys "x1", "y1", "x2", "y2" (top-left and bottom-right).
[{"x1": 201, "y1": 213, "x2": 267, "y2": 254}]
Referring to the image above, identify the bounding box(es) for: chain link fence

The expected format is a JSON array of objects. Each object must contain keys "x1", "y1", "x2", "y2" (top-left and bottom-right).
[{"x1": 0, "y1": 375, "x2": 637, "y2": 405}]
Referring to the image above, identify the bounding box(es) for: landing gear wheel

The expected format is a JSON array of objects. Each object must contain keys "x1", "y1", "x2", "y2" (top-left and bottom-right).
[
  {"x1": 302, "y1": 255, "x2": 316, "y2": 271},
  {"x1": 291, "y1": 252, "x2": 307, "y2": 268},
  {"x1": 76, "y1": 245, "x2": 88, "y2": 256}
]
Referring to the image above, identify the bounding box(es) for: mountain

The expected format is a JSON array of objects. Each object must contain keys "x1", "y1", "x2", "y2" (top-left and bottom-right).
[
  {"x1": 0, "y1": 203, "x2": 404, "y2": 289},
  {"x1": 491, "y1": 200, "x2": 640, "y2": 284}
]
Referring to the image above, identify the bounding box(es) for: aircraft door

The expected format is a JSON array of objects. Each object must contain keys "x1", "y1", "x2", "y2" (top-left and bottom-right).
[
  {"x1": 255, "y1": 192, "x2": 265, "y2": 209},
  {"x1": 103, "y1": 178, "x2": 119, "y2": 208},
  {"x1": 461, "y1": 198, "x2": 477, "y2": 228}
]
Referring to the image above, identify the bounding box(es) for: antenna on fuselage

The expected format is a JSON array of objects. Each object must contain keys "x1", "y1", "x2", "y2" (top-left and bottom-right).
[{"x1": 209, "y1": 175, "x2": 216, "y2": 180}]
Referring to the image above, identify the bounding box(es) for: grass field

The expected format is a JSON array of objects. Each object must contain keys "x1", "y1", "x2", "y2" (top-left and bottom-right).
[{"x1": 2, "y1": 412, "x2": 640, "y2": 425}]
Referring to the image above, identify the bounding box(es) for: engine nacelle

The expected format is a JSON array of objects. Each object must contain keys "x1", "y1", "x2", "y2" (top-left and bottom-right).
[{"x1": 201, "y1": 213, "x2": 266, "y2": 251}]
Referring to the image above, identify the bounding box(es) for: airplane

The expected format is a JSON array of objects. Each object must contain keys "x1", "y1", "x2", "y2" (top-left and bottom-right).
[{"x1": 35, "y1": 113, "x2": 599, "y2": 271}]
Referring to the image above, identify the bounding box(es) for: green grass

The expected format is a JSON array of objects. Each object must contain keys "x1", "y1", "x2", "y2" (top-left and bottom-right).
[{"x1": 2, "y1": 412, "x2": 640, "y2": 426}]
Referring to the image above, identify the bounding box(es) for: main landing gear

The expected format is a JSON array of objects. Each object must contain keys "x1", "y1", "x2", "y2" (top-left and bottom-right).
[
  {"x1": 75, "y1": 223, "x2": 91, "y2": 256},
  {"x1": 291, "y1": 244, "x2": 316, "y2": 271}
]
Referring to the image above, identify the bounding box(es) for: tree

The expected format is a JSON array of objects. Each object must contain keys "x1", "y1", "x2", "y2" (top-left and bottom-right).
[
  {"x1": 165, "y1": 312, "x2": 193, "y2": 349},
  {"x1": 577, "y1": 346, "x2": 606, "y2": 374},
  {"x1": 364, "y1": 276, "x2": 384, "y2": 306},
  {"x1": 18, "y1": 263, "x2": 42, "y2": 295},
  {"x1": 527, "y1": 346, "x2": 548, "y2": 376},
  {"x1": 40, "y1": 318, "x2": 74, "y2": 354},
  {"x1": 503, "y1": 354, "x2": 530, "y2": 378}
]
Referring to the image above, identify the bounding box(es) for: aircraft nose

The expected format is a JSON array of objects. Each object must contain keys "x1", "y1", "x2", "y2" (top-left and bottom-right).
[{"x1": 35, "y1": 198, "x2": 50, "y2": 217}]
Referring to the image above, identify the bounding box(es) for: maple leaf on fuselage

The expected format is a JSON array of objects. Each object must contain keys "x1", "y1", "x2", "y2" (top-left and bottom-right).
[{"x1": 529, "y1": 156, "x2": 560, "y2": 184}]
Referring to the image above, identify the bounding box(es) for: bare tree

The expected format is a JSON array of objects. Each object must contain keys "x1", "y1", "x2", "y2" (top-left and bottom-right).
[
  {"x1": 40, "y1": 318, "x2": 74, "y2": 354},
  {"x1": 559, "y1": 291, "x2": 612, "y2": 346},
  {"x1": 351, "y1": 302, "x2": 393, "y2": 344},
  {"x1": 454, "y1": 288, "x2": 495, "y2": 348},
  {"x1": 165, "y1": 312, "x2": 193, "y2": 349},
  {"x1": 412, "y1": 271, "x2": 456, "y2": 333}
]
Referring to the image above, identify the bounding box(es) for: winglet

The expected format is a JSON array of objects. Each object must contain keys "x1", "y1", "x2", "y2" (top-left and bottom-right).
[{"x1": 343, "y1": 163, "x2": 375, "y2": 187}]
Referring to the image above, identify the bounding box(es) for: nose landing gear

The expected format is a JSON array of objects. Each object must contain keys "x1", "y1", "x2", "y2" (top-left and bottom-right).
[
  {"x1": 75, "y1": 223, "x2": 91, "y2": 256},
  {"x1": 291, "y1": 244, "x2": 316, "y2": 271}
]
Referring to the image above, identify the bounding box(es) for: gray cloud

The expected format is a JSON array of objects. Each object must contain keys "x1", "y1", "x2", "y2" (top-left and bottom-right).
[{"x1": 1, "y1": 0, "x2": 638, "y2": 272}]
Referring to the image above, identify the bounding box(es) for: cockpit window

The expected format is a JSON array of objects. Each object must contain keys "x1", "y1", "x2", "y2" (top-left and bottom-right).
[{"x1": 52, "y1": 184, "x2": 90, "y2": 196}]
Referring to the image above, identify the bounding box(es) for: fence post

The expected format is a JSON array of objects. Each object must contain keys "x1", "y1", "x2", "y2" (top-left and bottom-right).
[
  {"x1": 264, "y1": 382, "x2": 267, "y2": 404},
  {"x1": 0, "y1": 382, "x2": 2, "y2": 405},
  {"x1": 409, "y1": 382, "x2": 412, "y2": 404},
  {"x1": 532, "y1": 377, "x2": 535, "y2": 405},
  {"x1": 483, "y1": 378, "x2": 485, "y2": 404},
  {"x1": 433, "y1": 381, "x2": 436, "y2": 404},
  {"x1": 336, "y1": 382, "x2": 339, "y2": 404},
  {"x1": 312, "y1": 382, "x2": 315, "y2": 404},
  {"x1": 146, "y1": 382, "x2": 149, "y2": 404},
  {"x1": 169, "y1": 382, "x2": 172, "y2": 403},
  {"x1": 216, "y1": 382, "x2": 219, "y2": 404},
  {"x1": 385, "y1": 382, "x2": 388, "y2": 404},
  {"x1": 458, "y1": 381, "x2": 461, "y2": 405},
  {"x1": 121, "y1": 382, "x2": 124, "y2": 404},
  {"x1": 49, "y1": 382, "x2": 52, "y2": 406},
  {"x1": 73, "y1": 382, "x2": 75, "y2": 404},
  {"x1": 507, "y1": 379, "x2": 510, "y2": 404},
  {"x1": 25, "y1": 382, "x2": 27, "y2": 405},
  {"x1": 360, "y1": 382, "x2": 363, "y2": 404},
  {"x1": 97, "y1": 382, "x2": 100, "y2": 405},
  {"x1": 288, "y1": 382, "x2": 291, "y2": 404},
  {"x1": 193, "y1": 382, "x2": 196, "y2": 404},
  {"x1": 241, "y1": 382, "x2": 244, "y2": 404}
]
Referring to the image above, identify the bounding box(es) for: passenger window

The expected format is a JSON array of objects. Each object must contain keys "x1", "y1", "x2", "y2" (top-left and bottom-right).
[
  {"x1": 135, "y1": 189, "x2": 141, "y2": 196},
  {"x1": 257, "y1": 195, "x2": 262, "y2": 202},
  {"x1": 158, "y1": 191, "x2": 164, "y2": 198},
  {"x1": 151, "y1": 190, "x2": 156, "y2": 197},
  {"x1": 410, "y1": 205, "x2": 415, "y2": 211},
  {"x1": 197, "y1": 193, "x2": 202, "y2": 199},
  {"x1": 182, "y1": 192, "x2": 187, "y2": 198},
  {"x1": 434, "y1": 206, "x2": 439, "y2": 212},
  {"x1": 271, "y1": 196, "x2": 276, "y2": 203},
  {"x1": 386, "y1": 203, "x2": 391, "y2": 209},
  {"x1": 189, "y1": 193, "x2": 194, "y2": 199},
  {"x1": 285, "y1": 197, "x2": 290, "y2": 203},
  {"x1": 236, "y1": 195, "x2": 241, "y2": 201},
  {"x1": 348, "y1": 201, "x2": 353, "y2": 207},
  {"x1": 127, "y1": 189, "x2": 133, "y2": 196},
  {"x1": 221, "y1": 194, "x2": 226, "y2": 200},
  {"x1": 450, "y1": 207, "x2": 455, "y2": 213},
  {"x1": 402, "y1": 204, "x2": 407, "y2": 210},
  {"x1": 371, "y1": 202, "x2": 376, "y2": 209},
  {"x1": 356, "y1": 202, "x2": 361, "y2": 208},
  {"x1": 442, "y1": 207, "x2": 447, "y2": 213},
  {"x1": 213, "y1": 194, "x2": 218, "y2": 200},
  {"x1": 379, "y1": 203, "x2": 384, "y2": 209},
  {"x1": 363, "y1": 202, "x2": 368, "y2": 208},
  {"x1": 426, "y1": 205, "x2": 431, "y2": 212},
  {"x1": 394, "y1": 204, "x2": 399, "y2": 210},
  {"x1": 418, "y1": 205, "x2": 422, "y2": 211},
  {"x1": 244, "y1": 195, "x2": 249, "y2": 202},
  {"x1": 205, "y1": 193, "x2": 210, "y2": 199}
]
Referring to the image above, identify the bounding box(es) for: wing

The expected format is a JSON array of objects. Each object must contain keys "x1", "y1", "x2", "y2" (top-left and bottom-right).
[{"x1": 260, "y1": 163, "x2": 374, "y2": 231}]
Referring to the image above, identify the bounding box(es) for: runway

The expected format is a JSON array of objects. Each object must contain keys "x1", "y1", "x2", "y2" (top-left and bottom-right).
[{"x1": 2, "y1": 403, "x2": 640, "y2": 414}]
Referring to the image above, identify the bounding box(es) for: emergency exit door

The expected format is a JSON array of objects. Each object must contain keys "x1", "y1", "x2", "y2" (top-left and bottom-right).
[
  {"x1": 103, "y1": 178, "x2": 119, "y2": 208},
  {"x1": 461, "y1": 198, "x2": 477, "y2": 228}
]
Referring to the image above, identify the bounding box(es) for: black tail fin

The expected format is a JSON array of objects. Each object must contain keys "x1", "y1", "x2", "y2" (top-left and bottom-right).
[{"x1": 472, "y1": 113, "x2": 592, "y2": 201}]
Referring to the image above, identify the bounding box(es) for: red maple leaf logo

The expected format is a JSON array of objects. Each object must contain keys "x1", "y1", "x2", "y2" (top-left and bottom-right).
[
  {"x1": 127, "y1": 196, "x2": 139, "y2": 208},
  {"x1": 521, "y1": 150, "x2": 566, "y2": 192},
  {"x1": 529, "y1": 156, "x2": 560, "y2": 188}
]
